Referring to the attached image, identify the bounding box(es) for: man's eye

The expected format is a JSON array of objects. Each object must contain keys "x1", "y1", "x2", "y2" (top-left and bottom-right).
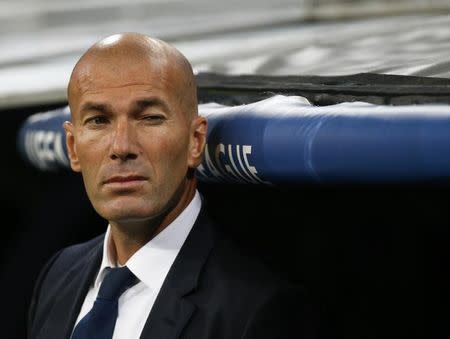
[
  {"x1": 142, "y1": 115, "x2": 164, "y2": 123},
  {"x1": 87, "y1": 116, "x2": 108, "y2": 125}
]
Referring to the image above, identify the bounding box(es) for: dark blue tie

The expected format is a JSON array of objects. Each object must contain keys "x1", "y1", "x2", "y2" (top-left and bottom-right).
[{"x1": 72, "y1": 266, "x2": 137, "y2": 339}]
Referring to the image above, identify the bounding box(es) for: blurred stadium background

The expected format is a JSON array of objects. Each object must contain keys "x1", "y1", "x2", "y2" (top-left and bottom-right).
[{"x1": 2, "y1": 1, "x2": 450, "y2": 338}]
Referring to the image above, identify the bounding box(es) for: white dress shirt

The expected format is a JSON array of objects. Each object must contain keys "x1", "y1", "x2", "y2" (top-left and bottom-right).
[{"x1": 72, "y1": 191, "x2": 202, "y2": 339}]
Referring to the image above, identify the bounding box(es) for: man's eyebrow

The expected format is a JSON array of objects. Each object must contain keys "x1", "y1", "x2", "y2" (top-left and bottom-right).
[
  {"x1": 133, "y1": 98, "x2": 170, "y2": 114},
  {"x1": 79, "y1": 102, "x2": 113, "y2": 114}
]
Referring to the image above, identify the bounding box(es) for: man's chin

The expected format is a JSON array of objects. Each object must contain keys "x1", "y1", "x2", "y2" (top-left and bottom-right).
[
  {"x1": 96, "y1": 203, "x2": 163, "y2": 226},
  {"x1": 107, "y1": 210, "x2": 162, "y2": 224}
]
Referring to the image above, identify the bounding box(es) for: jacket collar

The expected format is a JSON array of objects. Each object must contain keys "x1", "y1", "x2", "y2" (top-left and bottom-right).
[{"x1": 139, "y1": 207, "x2": 217, "y2": 339}]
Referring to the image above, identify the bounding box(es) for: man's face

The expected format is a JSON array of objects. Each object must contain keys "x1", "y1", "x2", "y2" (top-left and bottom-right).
[{"x1": 65, "y1": 58, "x2": 199, "y2": 225}]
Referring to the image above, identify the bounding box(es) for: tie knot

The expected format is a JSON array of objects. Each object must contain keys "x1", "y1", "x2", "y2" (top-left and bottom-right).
[{"x1": 98, "y1": 266, "x2": 136, "y2": 301}]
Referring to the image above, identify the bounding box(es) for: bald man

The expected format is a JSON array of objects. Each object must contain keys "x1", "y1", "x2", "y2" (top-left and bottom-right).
[{"x1": 27, "y1": 33, "x2": 313, "y2": 339}]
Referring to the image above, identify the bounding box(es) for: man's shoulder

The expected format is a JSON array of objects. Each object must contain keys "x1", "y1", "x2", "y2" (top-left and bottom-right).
[
  {"x1": 28, "y1": 234, "x2": 105, "y2": 332},
  {"x1": 38, "y1": 234, "x2": 104, "y2": 288},
  {"x1": 53, "y1": 233, "x2": 105, "y2": 268}
]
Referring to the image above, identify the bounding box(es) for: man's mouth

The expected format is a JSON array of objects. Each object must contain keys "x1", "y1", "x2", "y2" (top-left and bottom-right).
[{"x1": 103, "y1": 175, "x2": 148, "y2": 185}]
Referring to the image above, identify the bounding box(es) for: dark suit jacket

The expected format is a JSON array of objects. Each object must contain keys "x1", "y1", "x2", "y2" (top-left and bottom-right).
[{"x1": 28, "y1": 209, "x2": 313, "y2": 339}]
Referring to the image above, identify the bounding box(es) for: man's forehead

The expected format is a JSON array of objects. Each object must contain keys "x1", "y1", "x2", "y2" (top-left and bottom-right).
[
  {"x1": 70, "y1": 64, "x2": 179, "y2": 118},
  {"x1": 73, "y1": 67, "x2": 95, "y2": 93},
  {"x1": 71, "y1": 56, "x2": 170, "y2": 94}
]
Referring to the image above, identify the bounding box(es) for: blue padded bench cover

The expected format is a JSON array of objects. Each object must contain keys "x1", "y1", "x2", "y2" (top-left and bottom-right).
[{"x1": 17, "y1": 95, "x2": 450, "y2": 184}]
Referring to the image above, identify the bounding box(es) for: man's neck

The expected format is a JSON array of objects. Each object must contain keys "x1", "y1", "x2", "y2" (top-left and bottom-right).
[{"x1": 108, "y1": 179, "x2": 198, "y2": 265}]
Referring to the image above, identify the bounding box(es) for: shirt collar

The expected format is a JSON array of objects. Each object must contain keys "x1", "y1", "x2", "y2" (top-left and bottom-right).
[{"x1": 95, "y1": 190, "x2": 202, "y2": 291}]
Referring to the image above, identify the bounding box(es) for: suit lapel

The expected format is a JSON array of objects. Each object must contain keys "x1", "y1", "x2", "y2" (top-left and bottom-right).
[
  {"x1": 140, "y1": 209, "x2": 216, "y2": 339},
  {"x1": 37, "y1": 242, "x2": 103, "y2": 339}
]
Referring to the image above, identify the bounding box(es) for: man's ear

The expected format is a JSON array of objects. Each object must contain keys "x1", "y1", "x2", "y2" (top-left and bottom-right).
[
  {"x1": 63, "y1": 121, "x2": 81, "y2": 172},
  {"x1": 188, "y1": 116, "x2": 207, "y2": 168}
]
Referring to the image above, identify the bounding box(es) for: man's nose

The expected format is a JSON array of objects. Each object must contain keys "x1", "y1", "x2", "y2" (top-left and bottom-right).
[{"x1": 110, "y1": 120, "x2": 138, "y2": 161}]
